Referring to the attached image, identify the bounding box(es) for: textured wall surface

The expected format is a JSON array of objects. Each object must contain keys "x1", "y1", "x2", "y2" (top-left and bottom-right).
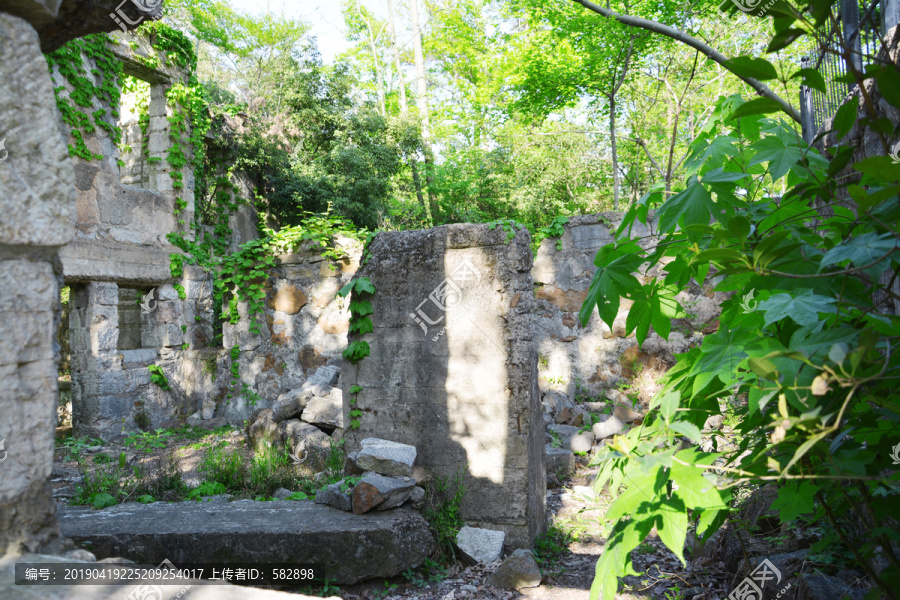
[
  {"x1": 0, "y1": 10, "x2": 74, "y2": 554},
  {"x1": 343, "y1": 224, "x2": 546, "y2": 548}
]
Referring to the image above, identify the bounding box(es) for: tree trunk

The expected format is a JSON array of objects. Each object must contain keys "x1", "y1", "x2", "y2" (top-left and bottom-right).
[
  {"x1": 386, "y1": 0, "x2": 407, "y2": 113},
  {"x1": 359, "y1": 3, "x2": 386, "y2": 117},
  {"x1": 410, "y1": 0, "x2": 440, "y2": 223},
  {"x1": 387, "y1": 0, "x2": 426, "y2": 212},
  {"x1": 609, "y1": 94, "x2": 620, "y2": 211}
]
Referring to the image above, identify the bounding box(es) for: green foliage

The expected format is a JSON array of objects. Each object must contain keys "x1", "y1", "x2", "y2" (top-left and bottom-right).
[
  {"x1": 58, "y1": 437, "x2": 103, "y2": 463},
  {"x1": 187, "y1": 480, "x2": 227, "y2": 501},
  {"x1": 582, "y1": 83, "x2": 900, "y2": 599},
  {"x1": 147, "y1": 365, "x2": 170, "y2": 390},
  {"x1": 339, "y1": 277, "x2": 376, "y2": 365},
  {"x1": 124, "y1": 429, "x2": 170, "y2": 454},
  {"x1": 46, "y1": 33, "x2": 123, "y2": 160},
  {"x1": 422, "y1": 468, "x2": 466, "y2": 562}
]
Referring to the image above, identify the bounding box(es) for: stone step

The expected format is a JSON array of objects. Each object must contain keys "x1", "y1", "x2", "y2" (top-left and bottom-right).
[{"x1": 57, "y1": 500, "x2": 434, "y2": 584}]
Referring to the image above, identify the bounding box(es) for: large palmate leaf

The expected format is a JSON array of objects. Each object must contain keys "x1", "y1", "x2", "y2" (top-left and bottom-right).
[
  {"x1": 580, "y1": 242, "x2": 645, "y2": 328},
  {"x1": 757, "y1": 288, "x2": 837, "y2": 326},
  {"x1": 655, "y1": 180, "x2": 715, "y2": 234}
]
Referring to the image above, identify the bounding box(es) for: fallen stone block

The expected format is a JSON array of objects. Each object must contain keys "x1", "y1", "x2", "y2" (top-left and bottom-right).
[
  {"x1": 545, "y1": 445, "x2": 575, "y2": 477},
  {"x1": 410, "y1": 486, "x2": 426, "y2": 509},
  {"x1": 352, "y1": 473, "x2": 416, "y2": 514},
  {"x1": 57, "y1": 500, "x2": 434, "y2": 584},
  {"x1": 569, "y1": 431, "x2": 594, "y2": 454},
  {"x1": 247, "y1": 409, "x2": 279, "y2": 451},
  {"x1": 272, "y1": 389, "x2": 309, "y2": 422},
  {"x1": 592, "y1": 415, "x2": 625, "y2": 440},
  {"x1": 356, "y1": 438, "x2": 417, "y2": 477},
  {"x1": 456, "y1": 526, "x2": 505, "y2": 565},
  {"x1": 201, "y1": 398, "x2": 217, "y2": 420},
  {"x1": 487, "y1": 549, "x2": 542, "y2": 590},
  {"x1": 301, "y1": 388, "x2": 343, "y2": 429},
  {"x1": 305, "y1": 365, "x2": 341, "y2": 387},
  {"x1": 279, "y1": 420, "x2": 331, "y2": 455},
  {"x1": 316, "y1": 480, "x2": 353, "y2": 512}
]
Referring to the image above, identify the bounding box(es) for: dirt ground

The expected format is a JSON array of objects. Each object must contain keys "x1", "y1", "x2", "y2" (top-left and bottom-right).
[{"x1": 49, "y1": 424, "x2": 739, "y2": 600}]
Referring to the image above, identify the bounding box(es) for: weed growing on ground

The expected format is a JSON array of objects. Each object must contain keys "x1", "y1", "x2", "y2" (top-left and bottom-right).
[
  {"x1": 58, "y1": 437, "x2": 103, "y2": 462},
  {"x1": 533, "y1": 525, "x2": 573, "y2": 577},
  {"x1": 402, "y1": 558, "x2": 447, "y2": 588},
  {"x1": 422, "y1": 467, "x2": 465, "y2": 562},
  {"x1": 124, "y1": 429, "x2": 170, "y2": 454}
]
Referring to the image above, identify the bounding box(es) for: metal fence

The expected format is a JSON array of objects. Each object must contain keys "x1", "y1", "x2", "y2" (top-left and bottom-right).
[{"x1": 800, "y1": 0, "x2": 900, "y2": 142}]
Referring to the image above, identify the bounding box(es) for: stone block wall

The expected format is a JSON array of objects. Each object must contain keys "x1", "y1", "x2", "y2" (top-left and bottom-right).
[
  {"x1": 215, "y1": 240, "x2": 361, "y2": 424},
  {"x1": 342, "y1": 225, "x2": 546, "y2": 548},
  {"x1": 532, "y1": 213, "x2": 721, "y2": 403},
  {"x1": 0, "y1": 10, "x2": 74, "y2": 554}
]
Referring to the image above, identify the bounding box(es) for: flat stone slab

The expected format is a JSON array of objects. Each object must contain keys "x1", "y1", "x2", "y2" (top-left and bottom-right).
[
  {"x1": 57, "y1": 500, "x2": 434, "y2": 584},
  {"x1": 356, "y1": 438, "x2": 417, "y2": 477}
]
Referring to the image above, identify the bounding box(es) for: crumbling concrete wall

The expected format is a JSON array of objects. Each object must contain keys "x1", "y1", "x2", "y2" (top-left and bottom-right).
[
  {"x1": 343, "y1": 225, "x2": 546, "y2": 548},
  {"x1": 532, "y1": 213, "x2": 722, "y2": 405}
]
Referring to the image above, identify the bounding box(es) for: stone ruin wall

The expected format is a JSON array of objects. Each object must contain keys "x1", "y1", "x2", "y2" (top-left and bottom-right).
[{"x1": 341, "y1": 225, "x2": 546, "y2": 548}]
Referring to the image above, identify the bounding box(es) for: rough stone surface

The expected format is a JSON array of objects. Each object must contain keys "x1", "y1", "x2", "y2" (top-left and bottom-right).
[
  {"x1": 57, "y1": 500, "x2": 434, "y2": 584},
  {"x1": 315, "y1": 480, "x2": 353, "y2": 512},
  {"x1": 410, "y1": 486, "x2": 426, "y2": 509},
  {"x1": 569, "y1": 431, "x2": 594, "y2": 454},
  {"x1": 267, "y1": 283, "x2": 307, "y2": 314},
  {"x1": 0, "y1": 552, "x2": 338, "y2": 600},
  {"x1": 487, "y1": 549, "x2": 543, "y2": 590},
  {"x1": 272, "y1": 389, "x2": 306, "y2": 422},
  {"x1": 545, "y1": 446, "x2": 575, "y2": 477},
  {"x1": 246, "y1": 409, "x2": 279, "y2": 451},
  {"x1": 344, "y1": 224, "x2": 546, "y2": 547},
  {"x1": 351, "y1": 473, "x2": 416, "y2": 515},
  {"x1": 356, "y1": 438, "x2": 417, "y2": 477},
  {"x1": 279, "y1": 420, "x2": 330, "y2": 455},
  {"x1": 456, "y1": 526, "x2": 506, "y2": 565},
  {"x1": 301, "y1": 387, "x2": 344, "y2": 429},
  {"x1": 592, "y1": 415, "x2": 626, "y2": 440}
]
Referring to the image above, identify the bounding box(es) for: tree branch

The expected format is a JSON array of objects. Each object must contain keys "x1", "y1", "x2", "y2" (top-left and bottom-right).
[{"x1": 571, "y1": 0, "x2": 802, "y2": 124}]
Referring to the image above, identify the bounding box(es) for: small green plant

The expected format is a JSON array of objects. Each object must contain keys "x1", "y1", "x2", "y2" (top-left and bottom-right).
[
  {"x1": 124, "y1": 429, "x2": 170, "y2": 454},
  {"x1": 635, "y1": 542, "x2": 654, "y2": 555},
  {"x1": 549, "y1": 430, "x2": 563, "y2": 449},
  {"x1": 133, "y1": 409, "x2": 151, "y2": 431},
  {"x1": 187, "y1": 480, "x2": 227, "y2": 501},
  {"x1": 58, "y1": 437, "x2": 103, "y2": 462},
  {"x1": 93, "y1": 453, "x2": 111, "y2": 464},
  {"x1": 372, "y1": 581, "x2": 398, "y2": 599},
  {"x1": 148, "y1": 365, "x2": 170, "y2": 390},
  {"x1": 536, "y1": 215, "x2": 569, "y2": 251},
  {"x1": 287, "y1": 491, "x2": 309, "y2": 501},
  {"x1": 664, "y1": 584, "x2": 684, "y2": 600},
  {"x1": 241, "y1": 383, "x2": 262, "y2": 407},
  {"x1": 422, "y1": 468, "x2": 466, "y2": 562},
  {"x1": 487, "y1": 218, "x2": 527, "y2": 242},
  {"x1": 137, "y1": 495, "x2": 155, "y2": 504},
  {"x1": 533, "y1": 525, "x2": 573, "y2": 576},
  {"x1": 318, "y1": 579, "x2": 340, "y2": 597},
  {"x1": 348, "y1": 384, "x2": 363, "y2": 429}
]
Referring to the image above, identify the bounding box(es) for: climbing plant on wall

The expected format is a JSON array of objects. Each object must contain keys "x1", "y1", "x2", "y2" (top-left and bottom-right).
[{"x1": 46, "y1": 33, "x2": 124, "y2": 160}]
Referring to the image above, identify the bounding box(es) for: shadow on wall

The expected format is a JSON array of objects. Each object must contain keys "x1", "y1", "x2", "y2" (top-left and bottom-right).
[{"x1": 343, "y1": 225, "x2": 545, "y2": 548}]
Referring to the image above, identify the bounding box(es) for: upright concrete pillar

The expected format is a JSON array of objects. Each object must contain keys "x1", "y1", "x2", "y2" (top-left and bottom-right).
[
  {"x1": 343, "y1": 224, "x2": 545, "y2": 547},
  {"x1": 0, "y1": 11, "x2": 75, "y2": 553}
]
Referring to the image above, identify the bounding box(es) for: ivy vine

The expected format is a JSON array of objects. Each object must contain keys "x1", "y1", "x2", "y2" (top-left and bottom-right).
[{"x1": 46, "y1": 33, "x2": 123, "y2": 160}]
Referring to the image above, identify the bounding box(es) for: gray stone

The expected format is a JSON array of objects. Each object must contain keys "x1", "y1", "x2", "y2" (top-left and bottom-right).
[
  {"x1": 187, "y1": 411, "x2": 202, "y2": 426},
  {"x1": 351, "y1": 473, "x2": 416, "y2": 515},
  {"x1": 456, "y1": 526, "x2": 505, "y2": 565},
  {"x1": 273, "y1": 488, "x2": 293, "y2": 500},
  {"x1": 410, "y1": 486, "x2": 426, "y2": 509},
  {"x1": 247, "y1": 409, "x2": 279, "y2": 451},
  {"x1": 201, "y1": 397, "x2": 216, "y2": 420},
  {"x1": 796, "y1": 573, "x2": 866, "y2": 600},
  {"x1": 306, "y1": 365, "x2": 341, "y2": 386},
  {"x1": 569, "y1": 431, "x2": 594, "y2": 454},
  {"x1": 545, "y1": 446, "x2": 575, "y2": 477},
  {"x1": 301, "y1": 388, "x2": 343, "y2": 429},
  {"x1": 592, "y1": 415, "x2": 626, "y2": 439},
  {"x1": 58, "y1": 501, "x2": 433, "y2": 584},
  {"x1": 315, "y1": 480, "x2": 353, "y2": 512},
  {"x1": 272, "y1": 389, "x2": 307, "y2": 422},
  {"x1": 356, "y1": 438, "x2": 417, "y2": 477},
  {"x1": 487, "y1": 549, "x2": 543, "y2": 590},
  {"x1": 279, "y1": 420, "x2": 331, "y2": 455}
]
